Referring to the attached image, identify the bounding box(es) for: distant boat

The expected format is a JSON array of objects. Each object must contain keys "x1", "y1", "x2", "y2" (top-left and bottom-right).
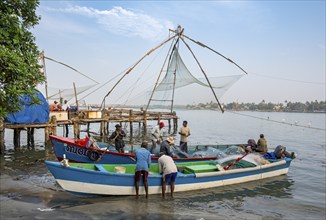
[
  {"x1": 50, "y1": 135, "x2": 240, "y2": 164},
  {"x1": 45, "y1": 157, "x2": 293, "y2": 196}
]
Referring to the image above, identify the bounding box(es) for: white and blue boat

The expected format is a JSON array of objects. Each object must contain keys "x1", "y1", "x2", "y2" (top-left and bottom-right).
[
  {"x1": 50, "y1": 135, "x2": 237, "y2": 164},
  {"x1": 45, "y1": 156, "x2": 293, "y2": 196}
]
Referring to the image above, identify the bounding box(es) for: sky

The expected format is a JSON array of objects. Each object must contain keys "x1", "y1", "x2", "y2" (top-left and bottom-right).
[{"x1": 33, "y1": 0, "x2": 325, "y2": 106}]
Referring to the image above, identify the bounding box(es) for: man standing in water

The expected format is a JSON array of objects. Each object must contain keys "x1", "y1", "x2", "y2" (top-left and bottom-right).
[
  {"x1": 158, "y1": 152, "x2": 178, "y2": 198},
  {"x1": 178, "y1": 120, "x2": 191, "y2": 153},
  {"x1": 135, "y1": 141, "x2": 151, "y2": 198}
]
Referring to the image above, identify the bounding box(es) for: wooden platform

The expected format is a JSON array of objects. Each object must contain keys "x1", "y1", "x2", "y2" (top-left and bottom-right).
[{"x1": 0, "y1": 108, "x2": 178, "y2": 150}]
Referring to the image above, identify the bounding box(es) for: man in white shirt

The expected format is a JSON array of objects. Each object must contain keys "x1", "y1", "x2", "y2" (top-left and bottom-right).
[
  {"x1": 158, "y1": 152, "x2": 178, "y2": 198},
  {"x1": 62, "y1": 100, "x2": 70, "y2": 111},
  {"x1": 150, "y1": 122, "x2": 164, "y2": 155}
]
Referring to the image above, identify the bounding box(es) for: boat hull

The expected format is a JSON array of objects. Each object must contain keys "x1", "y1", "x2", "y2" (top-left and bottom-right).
[
  {"x1": 50, "y1": 135, "x2": 221, "y2": 164},
  {"x1": 45, "y1": 158, "x2": 292, "y2": 196}
]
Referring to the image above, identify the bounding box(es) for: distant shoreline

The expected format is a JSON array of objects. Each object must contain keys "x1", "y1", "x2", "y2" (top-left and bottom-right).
[{"x1": 83, "y1": 104, "x2": 325, "y2": 114}]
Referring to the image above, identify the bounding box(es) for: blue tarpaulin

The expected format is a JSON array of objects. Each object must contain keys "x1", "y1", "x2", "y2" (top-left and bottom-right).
[{"x1": 6, "y1": 90, "x2": 49, "y2": 124}]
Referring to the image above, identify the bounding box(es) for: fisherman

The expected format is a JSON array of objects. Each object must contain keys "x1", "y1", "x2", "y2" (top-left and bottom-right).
[
  {"x1": 262, "y1": 145, "x2": 296, "y2": 160},
  {"x1": 134, "y1": 141, "x2": 151, "y2": 198},
  {"x1": 178, "y1": 120, "x2": 191, "y2": 153},
  {"x1": 49, "y1": 100, "x2": 59, "y2": 111},
  {"x1": 257, "y1": 134, "x2": 268, "y2": 152},
  {"x1": 62, "y1": 100, "x2": 70, "y2": 111},
  {"x1": 246, "y1": 139, "x2": 258, "y2": 152},
  {"x1": 158, "y1": 151, "x2": 178, "y2": 198},
  {"x1": 109, "y1": 124, "x2": 126, "y2": 153},
  {"x1": 274, "y1": 145, "x2": 296, "y2": 159},
  {"x1": 160, "y1": 137, "x2": 175, "y2": 157},
  {"x1": 151, "y1": 122, "x2": 165, "y2": 156}
]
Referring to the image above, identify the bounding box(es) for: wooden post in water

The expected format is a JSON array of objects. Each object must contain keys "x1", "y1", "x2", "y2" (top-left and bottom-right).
[
  {"x1": 49, "y1": 116, "x2": 57, "y2": 136},
  {"x1": 87, "y1": 122, "x2": 90, "y2": 137},
  {"x1": 0, "y1": 118, "x2": 4, "y2": 153},
  {"x1": 106, "y1": 110, "x2": 110, "y2": 136},
  {"x1": 168, "y1": 119, "x2": 171, "y2": 134},
  {"x1": 64, "y1": 124, "x2": 69, "y2": 137},
  {"x1": 173, "y1": 111, "x2": 178, "y2": 134},
  {"x1": 129, "y1": 109, "x2": 133, "y2": 142},
  {"x1": 27, "y1": 128, "x2": 35, "y2": 146},
  {"x1": 45, "y1": 125, "x2": 50, "y2": 142},
  {"x1": 73, "y1": 119, "x2": 80, "y2": 139},
  {"x1": 13, "y1": 128, "x2": 20, "y2": 148},
  {"x1": 100, "y1": 111, "x2": 106, "y2": 142},
  {"x1": 158, "y1": 112, "x2": 161, "y2": 123},
  {"x1": 100, "y1": 120, "x2": 105, "y2": 142},
  {"x1": 143, "y1": 110, "x2": 147, "y2": 138}
]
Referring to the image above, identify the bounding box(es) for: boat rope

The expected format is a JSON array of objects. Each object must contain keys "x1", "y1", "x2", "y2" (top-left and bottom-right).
[
  {"x1": 118, "y1": 41, "x2": 169, "y2": 107},
  {"x1": 43, "y1": 56, "x2": 99, "y2": 84},
  {"x1": 181, "y1": 37, "x2": 225, "y2": 113},
  {"x1": 80, "y1": 67, "x2": 128, "y2": 104},
  {"x1": 227, "y1": 110, "x2": 326, "y2": 131},
  {"x1": 180, "y1": 33, "x2": 248, "y2": 75},
  {"x1": 99, "y1": 33, "x2": 178, "y2": 109}
]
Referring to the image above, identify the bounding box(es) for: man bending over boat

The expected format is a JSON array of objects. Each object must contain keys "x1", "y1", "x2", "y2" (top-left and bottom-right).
[
  {"x1": 109, "y1": 124, "x2": 126, "y2": 153},
  {"x1": 158, "y1": 152, "x2": 178, "y2": 198},
  {"x1": 135, "y1": 141, "x2": 151, "y2": 198},
  {"x1": 160, "y1": 137, "x2": 175, "y2": 157}
]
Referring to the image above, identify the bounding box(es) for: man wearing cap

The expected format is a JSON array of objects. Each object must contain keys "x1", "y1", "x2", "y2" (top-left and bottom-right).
[
  {"x1": 150, "y1": 122, "x2": 165, "y2": 156},
  {"x1": 158, "y1": 151, "x2": 178, "y2": 198},
  {"x1": 109, "y1": 124, "x2": 126, "y2": 153},
  {"x1": 159, "y1": 137, "x2": 175, "y2": 157}
]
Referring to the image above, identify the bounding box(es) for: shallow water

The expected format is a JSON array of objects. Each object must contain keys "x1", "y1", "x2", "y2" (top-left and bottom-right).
[{"x1": 1, "y1": 111, "x2": 325, "y2": 219}]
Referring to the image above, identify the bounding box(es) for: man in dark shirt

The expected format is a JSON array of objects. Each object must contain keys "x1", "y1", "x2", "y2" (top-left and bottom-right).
[
  {"x1": 160, "y1": 137, "x2": 175, "y2": 157},
  {"x1": 109, "y1": 124, "x2": 126, "y2": 153}
]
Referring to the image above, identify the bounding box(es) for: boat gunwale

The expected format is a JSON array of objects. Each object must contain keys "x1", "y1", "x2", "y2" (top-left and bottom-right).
[{"x1": 45, "y1": 158, "x2": 291, "y2": 179}]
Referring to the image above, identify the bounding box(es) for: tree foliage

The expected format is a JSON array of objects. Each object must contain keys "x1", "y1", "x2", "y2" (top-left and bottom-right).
[{"x1": 0, "y1": 0, "x2": 45, "y2": 119}]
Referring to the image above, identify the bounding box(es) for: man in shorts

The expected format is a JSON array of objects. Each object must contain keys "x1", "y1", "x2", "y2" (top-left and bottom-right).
[
  {"x1": 158, "y1": 152, "x2": 178, "y2": 198},
  {"x1": 178, "y1": 120, "x2": 191, "y2": 153},
  {"x1": 135, "y1": 141, "x2": 151, "y2": 198}
]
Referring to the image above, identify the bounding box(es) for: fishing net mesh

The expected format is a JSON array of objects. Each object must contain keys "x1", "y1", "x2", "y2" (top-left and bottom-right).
[
  {"x1": 146, "y1": 48, "x2": 243, "y2": 109},
  {"x1": 41, "y1": 84, "x2": 96, "y2": 102}
]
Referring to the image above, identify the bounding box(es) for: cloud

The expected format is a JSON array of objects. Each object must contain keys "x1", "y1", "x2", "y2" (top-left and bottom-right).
[{"x1": 48, "y1": 5, "x2": 174, "y2": 40}]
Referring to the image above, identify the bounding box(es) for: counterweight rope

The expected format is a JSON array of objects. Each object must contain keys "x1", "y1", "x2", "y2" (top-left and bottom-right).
[{"x1": 227, "y1": 111, "x2": 325, "y2": 131}]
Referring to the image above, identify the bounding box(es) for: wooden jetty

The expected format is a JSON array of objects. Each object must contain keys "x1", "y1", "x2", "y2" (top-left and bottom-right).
[{"x1": 0, "y1": 108, "x2": 178, "y2": 151}]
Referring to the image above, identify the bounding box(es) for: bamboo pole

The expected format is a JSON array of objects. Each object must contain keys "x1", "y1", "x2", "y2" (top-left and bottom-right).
[
  {"x1": 129, "y1": 109, "x2": 133, "y2": 142},
  {"x1": 143, "y1": 110, "x2": 147, "y2": 138},
  {"x1": 13, "y1": 129, "x2": 20, "y2": 148},
  {"x1": 180, "y1": 37, "x2": 224, "y2": 113},
  {"x1": 40, "y1": 50, "x2": 49, "y2": 101},
  {"x1": 44, "y1": 126, "x2": 49, "y2": 142},
  {"x1": 173, "y1": 111, "x2": 177, "y2": 134},
  {"x1": 101, "y1": 120, "x2": 106, "y2": 142},
  {"x1": 73, "y1": 82, "x2": 79, "y2": 110},
  {"x1": 100, "y1": 33, "x2": 178, "y2": 109},
  {"x1": 73, "y1": 119, "x2": 80, "y2": 139},
  {"x1": 180, "y1": 33, "x2": 248, "y2": 75}
]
